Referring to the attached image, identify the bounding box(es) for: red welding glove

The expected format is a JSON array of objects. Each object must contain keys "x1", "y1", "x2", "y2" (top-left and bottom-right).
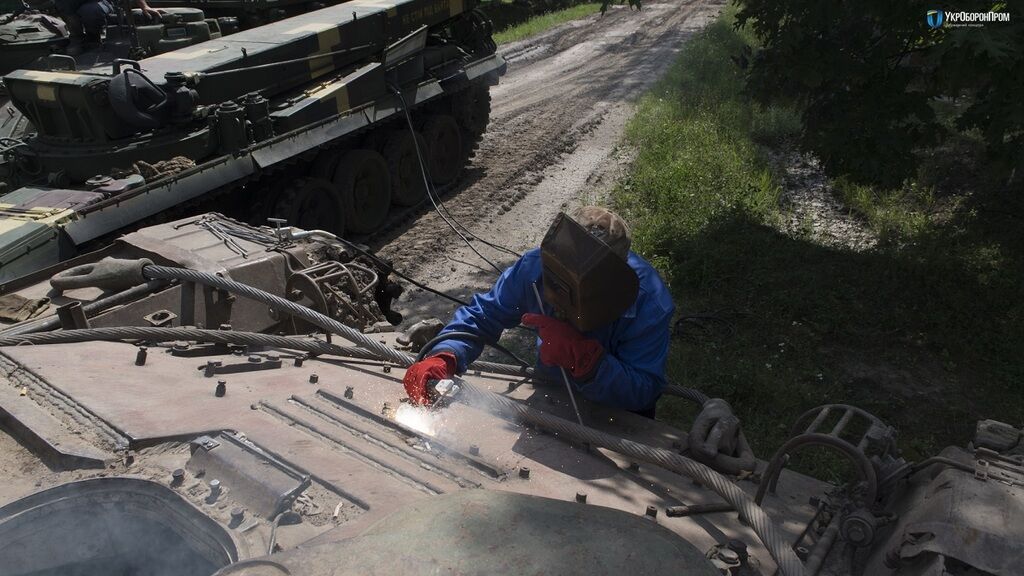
[
  {"x1": 403, "y1": 352, "x2": 458, "y2": 405},
  {"x1": 521, "y1": 313, "x2": 605, "y2": 381}
]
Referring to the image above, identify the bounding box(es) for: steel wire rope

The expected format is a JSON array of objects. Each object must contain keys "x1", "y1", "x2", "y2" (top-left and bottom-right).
[
  {"x1": 141, "y1": 264, "x2": 415, "y2": 365},
  {"x1": 0, "y1": 327, "x2": 533, "y2": 376},
  {"x1": 455, "y1": 381, "x2": 805, "y2": 576},
  {"x1": 0, "y1": 280, "x2": 170, "y2": 337},
  {"x1": 416, "y1": 329, "x2": 530, "y2": 367},
  {"x1": 663, "y1": 384, "x2": 711, "y2": 405}
]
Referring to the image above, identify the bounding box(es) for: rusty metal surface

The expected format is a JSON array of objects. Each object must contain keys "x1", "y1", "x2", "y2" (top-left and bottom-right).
[
  {"x1": 119, "y1": 216, "x2": 286, "y2": 277},
  {"x1": 222, "y1": 490, "x2": 719, "y2": 576},
  {"x1": 0, "y1": 336, "x2": 824, "y2": 573},
  {"x1": 0, "y1": 215, "x2": 301, "y2": 331},
  {"x1": 0, "y1": 318, "x2": 1019, "y2": 575},
  {"x1": 0, "y1": 382, "x2": 112, "y2": 468}
]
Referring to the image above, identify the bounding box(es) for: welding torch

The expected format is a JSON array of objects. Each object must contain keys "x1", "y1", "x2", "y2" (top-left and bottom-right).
[{"x1": 425, "y1": 377, "x2": 462, "y2": 409}]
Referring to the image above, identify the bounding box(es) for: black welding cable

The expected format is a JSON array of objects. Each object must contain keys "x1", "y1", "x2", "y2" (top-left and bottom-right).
[
  {"x1": 415, "y1": 330, "x2": 529, "y2": 367},
  {"x1": 387, "y1": 85, "x2": 521, "y2": 260},
  {"x1": 388, "y1": 84, "x2": 515, "y2": 274},
  {"x1": 388, "y1": 266, "x2": 470, "y2": 307},
  {"x1": 391, "y1": 83, "x2": 502, "y2": 274}
]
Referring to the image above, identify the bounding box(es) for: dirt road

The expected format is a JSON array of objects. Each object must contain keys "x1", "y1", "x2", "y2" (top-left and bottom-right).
[{"x1": 375, "y1": 0, "x2": 724, "y2": 326}]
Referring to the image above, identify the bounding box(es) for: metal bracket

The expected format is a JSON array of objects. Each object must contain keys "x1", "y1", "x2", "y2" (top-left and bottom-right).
[
  {"x1": 756, "y1": 404, "x2": 903, "y2": 507},
  {"x1": 170, "y1": 343, "x2": 232, "y2": 358},
  {"x1": 975, "y1": 459, "x2": 990, "y2": 481},
  {"x1": 202, "y1": 355, "x2": 283, "y2": 376},
  {"x1": 143, "y1": 309, "x2": 177, "y2": 327},
  {"x1": 193, "y1": 435, "x2": 221, "y2": 451}
]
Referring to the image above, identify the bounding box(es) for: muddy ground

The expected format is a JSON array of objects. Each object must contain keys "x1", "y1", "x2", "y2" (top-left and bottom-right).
[{"x1": 373, "y1": 0, "x2": 724, "y2": 333}]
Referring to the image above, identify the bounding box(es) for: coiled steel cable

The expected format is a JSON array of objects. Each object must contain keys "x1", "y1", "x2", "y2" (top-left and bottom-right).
[
  {"x1": 456, "y1": 382, "x2": 804, "y2": 576},
  {"x1": 0, "y1": 327, "x2": 362, "y2": 353},
  {"x1": 0, "y1": 326, "x2": 531, "y2": 376},
  {"x1": 141, "y1": 265, "x2": 417, "y2": 366},
  {"x1": 663, "y1": 384, "x2": 711, "y2": 405},
  {"x1": 138, "y1": 266, "x2": 536, "y2": 377}
]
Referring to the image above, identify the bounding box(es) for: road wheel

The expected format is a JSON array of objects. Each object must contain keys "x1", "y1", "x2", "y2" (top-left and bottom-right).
[
  {"x1": 361, "y1": 130, "x2": 389, "y2": 153},
  {"x1": 382, "y1": 130, "x2": 428, "y2": 206},
  {"x1": 420, "y1": 115, "x2": 463, "y2": 185},
  {"x1": 333, "y1": 149, "x2": 391, "y2": 235},
  {"x1": 454, "y1": 84, "x2": 491, "y2": 136},
  {"x1": 309, "y1": 149, "x2": 341, "y2": 180},
  {"x1": 272, "y1": 177, "x2": 345, "y2": 236}
]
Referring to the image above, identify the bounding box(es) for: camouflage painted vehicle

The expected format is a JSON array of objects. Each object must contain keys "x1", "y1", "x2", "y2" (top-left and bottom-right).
[
  {"x1": 0, "y1": 11, "x2": 69, "y2": 77},
  {"x1": 0, "y1": 213, "x2": 1019, "y2": 576},
  {"x1": 0, "y1": 0, "x2": 501, "y2": 281},
  {"x1": 1, "y1": 4, "x2": 245, "y2": 147}
]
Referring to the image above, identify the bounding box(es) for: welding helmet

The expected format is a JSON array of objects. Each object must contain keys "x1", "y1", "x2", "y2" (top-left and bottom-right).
[{"x1": 540, "y1": 209, "x2": 639, "y2": 333}]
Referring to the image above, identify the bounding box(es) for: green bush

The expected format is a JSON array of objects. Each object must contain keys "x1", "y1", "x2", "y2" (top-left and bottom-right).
[
  {"x1": 735, "y1": 0, "x2": 1024, "y2": 187},
  {"x1": 616, "y1": 12, "x2": 791, "y2": 279}
]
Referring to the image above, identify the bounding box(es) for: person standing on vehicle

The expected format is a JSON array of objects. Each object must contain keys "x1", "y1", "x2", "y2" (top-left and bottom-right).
[
  {"x1": 402, "y1": 207, "x2": 675, "y2": 417},
  {"x1": 55, "y1": 0, "x2": 160, "y2": 54}
]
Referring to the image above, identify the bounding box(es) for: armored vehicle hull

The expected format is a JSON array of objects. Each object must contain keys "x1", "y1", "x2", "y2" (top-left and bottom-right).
[{"x1": 0, "y1": 0, "x2": 503, "y2": 282}]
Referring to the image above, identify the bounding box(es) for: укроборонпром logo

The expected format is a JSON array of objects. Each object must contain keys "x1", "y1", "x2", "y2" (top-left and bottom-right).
[{"x1": 927, "y1": 9, "x2": 1010, "y2": 28}]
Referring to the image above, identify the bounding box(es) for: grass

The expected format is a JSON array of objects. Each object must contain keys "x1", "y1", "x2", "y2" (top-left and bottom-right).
[
  {"x1": 493, "y1": 4, "x2": 603, "y2": 45},
  {"x1": 614, "y1": 8, "x2": 1024, "y2": 479}
]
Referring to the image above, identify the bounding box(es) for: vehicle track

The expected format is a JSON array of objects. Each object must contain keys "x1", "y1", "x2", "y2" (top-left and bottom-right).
[{"x1": 373, "y1": 0, "x2": 724, "y2": 324}]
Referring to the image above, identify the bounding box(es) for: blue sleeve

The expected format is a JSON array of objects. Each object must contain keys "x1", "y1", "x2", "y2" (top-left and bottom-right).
[
  {"x1": 575, "y1": 296, "x2": 673, "y2": 412},
  {"x1": 428, "y1": 252, "x2": 538, "y2": 372}
]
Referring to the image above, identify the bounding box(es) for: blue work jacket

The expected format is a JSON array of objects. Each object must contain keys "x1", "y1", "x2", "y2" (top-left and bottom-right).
[{"x1": 431, "y1": 248, "x2": 675, "y2": 412}]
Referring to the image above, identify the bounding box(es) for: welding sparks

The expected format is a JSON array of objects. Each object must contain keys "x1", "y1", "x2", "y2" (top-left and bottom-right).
[{"x1": 394, "y1": 403, "x2": 443, "y2": 437}]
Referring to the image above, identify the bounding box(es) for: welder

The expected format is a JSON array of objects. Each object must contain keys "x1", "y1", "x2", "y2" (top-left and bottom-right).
[
  {"x1": 55, "y1": 0, "x2": 161, "y2": 54},
  {"x1": 403, "y1": 207, "x2": 675, "y2": 417}
]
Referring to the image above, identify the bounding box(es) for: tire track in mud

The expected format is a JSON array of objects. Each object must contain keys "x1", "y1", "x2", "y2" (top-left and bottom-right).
[{"x1": 373, "y1": 0, "x2": 724, "y2": 324}]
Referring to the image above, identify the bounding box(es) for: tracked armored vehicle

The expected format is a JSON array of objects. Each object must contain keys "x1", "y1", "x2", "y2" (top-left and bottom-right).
[
  {"x1": 0, "y1": 0, "x2": 502, "y2": 281},
  {"x1": 0, "y1": 213, "x2": 1019, "y2": 576},
  {"x1": 0, "y1": 7, "x2": 242, "y2": 79},
  {"x1": 1, "y1": 5, "x2": 244, "y2": 174}
]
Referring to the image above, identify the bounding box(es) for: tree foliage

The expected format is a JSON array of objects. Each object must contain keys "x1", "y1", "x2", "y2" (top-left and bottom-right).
[{"x1": 735, "y1": 0, "x2": 1023, "y2": 187}]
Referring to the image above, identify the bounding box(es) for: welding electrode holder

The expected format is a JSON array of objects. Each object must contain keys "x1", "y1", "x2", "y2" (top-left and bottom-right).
[{"x1": 426, "y1": 377, "x2": 462, "y2": 408}]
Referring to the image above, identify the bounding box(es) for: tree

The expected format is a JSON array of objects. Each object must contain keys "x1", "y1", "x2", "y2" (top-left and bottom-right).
[{"x1": 735, "y1": 0, "x2": 1022, "y2": 187}]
